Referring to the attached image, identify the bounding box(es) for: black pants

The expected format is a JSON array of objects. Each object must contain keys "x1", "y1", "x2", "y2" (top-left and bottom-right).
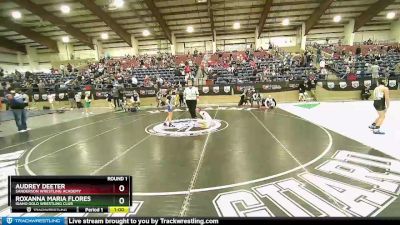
[
  {"x1": 179, "y1": 94, "x2": 184, "y2": 107},
  {"x1": 113, "y1": 97, "x2": 120, "y2": 107},
  {"x1": 186, "y1": 100, "x2": 197, "y2": 118}
]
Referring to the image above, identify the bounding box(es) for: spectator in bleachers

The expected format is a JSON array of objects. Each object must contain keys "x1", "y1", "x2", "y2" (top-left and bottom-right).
[
  {"x1": 38, "y1": 80, "x2": 45, "y2": 94},
  {"x1": 394, "y1": 62, "x2": 400, "y2": 75},
  {"x1": 319, "y1": 58, "x2": 325, "y2": 70},
  {"x1": 371, "y1": 62, "x2": 380, "y2": 86},
  {"x1": 67, "y1": 63, "x2": 73, "y2": 73},
  {"x1": 341, "y1": 65, "x2": 351, "y2": 80},
  {"x1": 347, "y1": 68, "x2": 357, "y2": 81},
  {"x1": 131, "y1": 75, "x2": 138, "y2": 87}
]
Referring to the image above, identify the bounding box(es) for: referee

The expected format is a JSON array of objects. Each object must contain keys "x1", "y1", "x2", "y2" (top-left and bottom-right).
[{"x1": 184, "y1": 80, "x2": 199, "y2": 118}]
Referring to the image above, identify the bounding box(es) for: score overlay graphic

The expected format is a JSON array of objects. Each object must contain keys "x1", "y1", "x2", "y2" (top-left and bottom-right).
[{"x1": 8, "y1": 176, "x2": 132, "y2": 213}]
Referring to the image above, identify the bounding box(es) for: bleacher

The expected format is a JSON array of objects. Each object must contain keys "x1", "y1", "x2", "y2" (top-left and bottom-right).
[
  {"x1": 327, "y1": 52, "x2": 400, "y2": 79},
  {"x1": 210, "y1": 58, "x2": 321, "y2": 85},
  {"x1": 2, "y1": 49, "x2": 323, "y2": 91}
]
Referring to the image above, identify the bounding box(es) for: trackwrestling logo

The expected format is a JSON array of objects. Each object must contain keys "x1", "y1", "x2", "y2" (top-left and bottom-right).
[{"x1": 145, "y1": 119, "x2": 228, "y2": 137}]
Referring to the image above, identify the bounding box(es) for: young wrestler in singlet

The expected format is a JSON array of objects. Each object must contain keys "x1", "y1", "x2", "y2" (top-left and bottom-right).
[{"x1": 369, "y1": 79, "x2": 390, "y2": 135}]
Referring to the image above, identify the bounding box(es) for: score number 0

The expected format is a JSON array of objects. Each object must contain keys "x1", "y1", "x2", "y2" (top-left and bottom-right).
[{"x1": 118, "y1": 185, "x2": 125, "y2": 205}]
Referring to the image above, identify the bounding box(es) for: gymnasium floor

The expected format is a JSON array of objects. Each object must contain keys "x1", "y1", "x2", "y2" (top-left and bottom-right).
[{"x1": 1, "y1": 101, "x2": 400, "y2": 217}]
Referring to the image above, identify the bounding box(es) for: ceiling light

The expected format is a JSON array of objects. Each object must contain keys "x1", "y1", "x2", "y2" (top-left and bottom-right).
[
  {"x1": 197, "y1": 0, "x2": 207, "y2": 2},
  {"x1": 101, "y1": 32, "x2": 109, "y2": 40},
  {"x1": 62, "y1": 36, "x2": 70, "y2": 43},
  {"x1": 143, "y1": 30, "x2": 150, "y2": 36},
  {"x1": 60, "y1": 5, "x2": 70, "y2": 14},
  {"x1": 11, "y1": 10, "x2": 22, "y2": 20},
  {"x1": 333, "y1": 15, "x2": 341, "y2": 23},
  {"x1": 233, "y1": 22, "x2": 240, "y2": 29},
  {"x1": 387, "y1": 12, "x2": 396, "y2": 19},
  {"x1": 282, "y1": 18, "x2": 290, "y2": 26},
  {"x1": 113, "y1": 0, "x2": 124, "y2": 8},
  {"x1": 186, "y1": 26, "x2": 194, "y2": 33}
]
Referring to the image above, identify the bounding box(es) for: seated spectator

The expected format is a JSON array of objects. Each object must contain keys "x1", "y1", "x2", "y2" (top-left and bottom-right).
[
  {"x1": 361, "y1": 86, "x2": 371, "y2": 100},
  {"x1": 131, "y1": 76, "x2": 138, "y2": 87},
  {"x1": 341, "y1": 65, "x2": 351, "y2": 79},
  {"x1": 298, "y1": 82, "x2": 307, "y2": 102},
  {"x1": 238, "y1": 89, "x2": 250, "y2": 106},
  {"x1": 347, "y1": 68, "x2": 357, "y2": 81},
  {"x1": 394, "y1": 62, "x2": 400, "y2": 75}
]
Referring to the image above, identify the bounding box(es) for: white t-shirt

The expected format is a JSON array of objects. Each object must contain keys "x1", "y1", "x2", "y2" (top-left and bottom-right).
[
  {"x1": 371, "y1": 65, "x2": 380, "y2": 76},
  {"x1": 132, "y1": 77, "x2": 138, "y2": 85},
  {"x1": 319, "y1": 60, "x2": 325, "y2": 68},
  {"x1": 199, "y1": 111, "x2": 212, "y2": 123},
  {"x1": 75, "y1": 94, "x2": 81, "y2": 102},
  {"x1": 184, "y1": 87, "x2": 199, "y2": 100}
]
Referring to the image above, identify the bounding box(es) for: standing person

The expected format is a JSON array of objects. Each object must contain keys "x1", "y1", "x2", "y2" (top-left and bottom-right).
[
  {"x1": 21, "y1": 91, "x2": 29, "y2": 109},
  {"x1": 106, "y1": 92, "x2": 113, "y2": 109},
  {"x1": 369, "y1": 79, "x2": 390, "y2": 135},
  {"x1": 7, "y1": 92, "x2": 29, "y2": 133},
  {"x1": 178, "y1": 84, "x2": 185, "y2": 107},
  {"x1": 48, "y1": 92, "x2": 55, "y2": 110},
  {"x1": 0, "y1": 83, "x2": 4, "y2": 113},
  {"x1": 156, "y1": 89, "x2": 162, "y2": 108},
  {"x1": 184, "y1": 80, "x2": 199, "y2": 119},
  {"x1": 298, "y1": 82, "x2": 306, "y2": 102},
  {"x1": 75, "y1": 92, "x2": 82, "y2": 110},
  {"x1": 83, "y1": 93, "x2": 93, "y2": 116},
  {"x1": 68, "y1": 89, "x2": 76, "y2": 110},
  {"x1": 118, "y1": 85, "x2": 124, "y2": 110},
  {"x1": 308, "y1": 78, "x2": 317, "y2": 101},
  {"x1": 164, "y1": 93, "x2": 174, "y2": 127},
  {"x1": 371, "y1": 62, "x2": 380, "y2": 86},
  {"x1": 112, "y1": 85, "x2": 120, "y2": 110}
]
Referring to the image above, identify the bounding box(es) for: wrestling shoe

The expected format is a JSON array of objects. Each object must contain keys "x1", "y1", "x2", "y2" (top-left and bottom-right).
[
  {"x1": 368, "y1": 125, "x2": 376, "y2": 129},
  {"x1": 169, "y1": 123, "x2": 175, "y2": 127},
  {"x1": 373, "y1": 129, "x2": 385, "y2": 135}
]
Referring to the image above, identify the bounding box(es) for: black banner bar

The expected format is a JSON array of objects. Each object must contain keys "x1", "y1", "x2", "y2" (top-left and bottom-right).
[{"x1": 66, "y1": 217, "x2": 400, "y2": 225}]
